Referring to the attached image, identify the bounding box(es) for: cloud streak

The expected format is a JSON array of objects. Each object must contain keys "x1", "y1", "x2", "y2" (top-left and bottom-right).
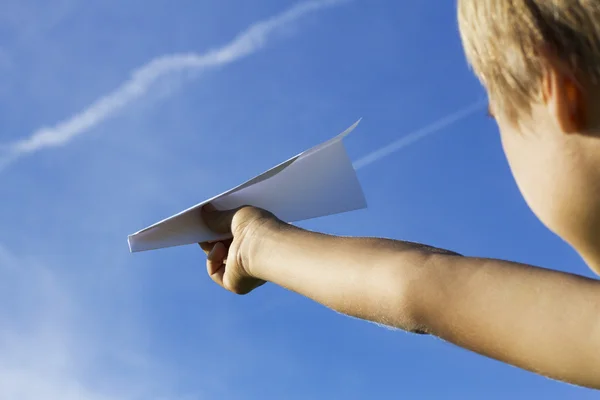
[
  {"x1": 0, "y1": 244, "x2": 176, "y2": 400},
  {"x1": 0, "y1": 0, "x2": 347, "y2": 168},
  {"x1": 353, "y1": 100, "x2": 486, "y2": 170}
]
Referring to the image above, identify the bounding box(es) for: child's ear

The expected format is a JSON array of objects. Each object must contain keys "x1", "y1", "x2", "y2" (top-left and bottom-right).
[{"x1": 543, "y1": 65, "x2": 587, "y2": 134}]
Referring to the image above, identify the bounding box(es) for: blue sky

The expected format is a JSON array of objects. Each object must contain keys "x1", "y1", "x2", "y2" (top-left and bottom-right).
[{"x1": 0, "y1": 0, "x2": 597, "y2": 398}]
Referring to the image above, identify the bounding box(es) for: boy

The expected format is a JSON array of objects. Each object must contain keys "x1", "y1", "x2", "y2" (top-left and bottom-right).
[{"x1": 199, "y1": 0, "x2": 600, "y2": 389}]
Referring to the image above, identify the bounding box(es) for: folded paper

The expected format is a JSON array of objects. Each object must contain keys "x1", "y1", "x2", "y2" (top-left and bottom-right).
[{"x1": 128, "y1": 119, "x2": 367, "y2": 252}]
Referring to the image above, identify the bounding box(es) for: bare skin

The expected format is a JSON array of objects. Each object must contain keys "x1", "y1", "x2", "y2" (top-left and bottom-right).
[
  {"x1": 198, "y1": 61, "x2": 600, "y2": 388},
  {"x1": 200, "y1": 206, "x2": 600, "y2": 389}
]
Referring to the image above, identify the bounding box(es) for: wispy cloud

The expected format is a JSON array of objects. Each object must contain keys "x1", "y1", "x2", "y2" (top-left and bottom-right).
[
  {"x1": 353, "y1": 100, "x2": 486, "y2": 170},
  {"x1": 0, "y1": 0, "x2": 348, "y2": 169},
  {"x1": 0, "y1": 244, "x2": 182, "y2": 400}
]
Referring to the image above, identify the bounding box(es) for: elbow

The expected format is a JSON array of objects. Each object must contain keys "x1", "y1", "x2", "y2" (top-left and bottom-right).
[
  {"x1": 387, "y1": 249, "x2": 463, "y2": 334},
  {"x1": 380, "y1": 249, "x2": 452, "y2": 334}
]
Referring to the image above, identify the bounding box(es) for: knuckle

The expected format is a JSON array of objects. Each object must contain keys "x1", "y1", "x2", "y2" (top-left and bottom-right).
[
  {"x1": 232, "y1": 287, "x2": 248, "y2": 296},
  {"x1": 225, "y1": 280, "x2": 249, "y2": 296},
  {"x1": 233, "y1": 206, "x2": 274, "y2": 236}
]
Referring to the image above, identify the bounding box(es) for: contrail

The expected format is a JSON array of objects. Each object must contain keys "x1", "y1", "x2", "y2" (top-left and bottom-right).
[
  {"x1": 353, "y1": 100, "x2": 486, "y2": 170},
  {"x1": 0, "y1": 0, "x2": 348, "y2": 169}
]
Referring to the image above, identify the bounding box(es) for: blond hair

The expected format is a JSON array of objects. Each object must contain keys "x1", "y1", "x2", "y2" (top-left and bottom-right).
[{"x1": 458, "y1": 0, "x2": 600, "y2": 119}]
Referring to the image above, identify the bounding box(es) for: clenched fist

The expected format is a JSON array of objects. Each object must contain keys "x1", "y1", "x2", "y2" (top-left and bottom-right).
[{"x1": 199, "y1": 204, "x2": 283, "y2": 295}]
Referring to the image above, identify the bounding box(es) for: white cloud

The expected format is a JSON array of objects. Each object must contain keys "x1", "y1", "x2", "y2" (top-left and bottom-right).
[
  {"x1": 0, "y1": 244, "x2": 185, "y2": 400},
  {"x1": 352, "y1": 100, "x2": 486, "y2": 170},
  {"x1": 0, "y1": 0, "x2": 348, "y2": 169},
  {"x1": 0, "y1": 3, "x2": 351, "y2": 397}
]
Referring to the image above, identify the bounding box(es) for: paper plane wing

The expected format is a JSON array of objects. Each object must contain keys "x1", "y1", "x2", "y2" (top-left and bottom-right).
[{"x1": 128, "y1": 119, "x2": 366, "y2": 252}]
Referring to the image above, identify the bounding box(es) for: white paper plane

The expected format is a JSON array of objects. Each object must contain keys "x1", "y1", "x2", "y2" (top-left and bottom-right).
[{"x1": 128, "y1": 119, "x2": 367, "y2": 252}]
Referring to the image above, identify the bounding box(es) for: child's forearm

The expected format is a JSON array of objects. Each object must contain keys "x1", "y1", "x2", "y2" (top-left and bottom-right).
[
  {"x1": 416, "y1": 254, "x2": 600, "y2": 388},
  {"x1": 249, "y1": 223, "x2": 442, "y2": 331},
  {"x1": 250, "y1": 224, "x2": 600, "y2": 389}
]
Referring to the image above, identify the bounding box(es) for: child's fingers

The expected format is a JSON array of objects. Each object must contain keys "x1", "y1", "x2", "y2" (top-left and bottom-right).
[
  {"x1": 199, "y1": 242, "x2": 213, "y2": 254},
  {"x1": 199, "y1": 239, "x2": 233, "y2": 255},
  {"x1": 206, "y1": 242, "x2": 227, "y2": 287},
  {"x1": 202, "y1": 204, "x2": 239, "y2": 234}
]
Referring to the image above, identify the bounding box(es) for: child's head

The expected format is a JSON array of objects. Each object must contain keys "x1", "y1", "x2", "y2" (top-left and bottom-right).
[{"x1": 457, "y1": 0, "x2": 600, "y2": 269}]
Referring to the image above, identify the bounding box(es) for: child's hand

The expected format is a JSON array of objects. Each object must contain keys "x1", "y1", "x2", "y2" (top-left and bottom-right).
[{"x1": 199, "y1": 204, "x2": 281, "y2": 295}]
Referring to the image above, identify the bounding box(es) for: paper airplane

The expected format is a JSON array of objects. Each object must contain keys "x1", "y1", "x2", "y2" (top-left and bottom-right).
[{"x1": 128, "y1": 119, "x2": 367, "y2": 252}]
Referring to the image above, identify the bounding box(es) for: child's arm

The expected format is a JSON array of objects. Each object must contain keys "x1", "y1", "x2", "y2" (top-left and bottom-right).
[{"x1": 203, "y1": 207, "x2": 600, "y2": 389}]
